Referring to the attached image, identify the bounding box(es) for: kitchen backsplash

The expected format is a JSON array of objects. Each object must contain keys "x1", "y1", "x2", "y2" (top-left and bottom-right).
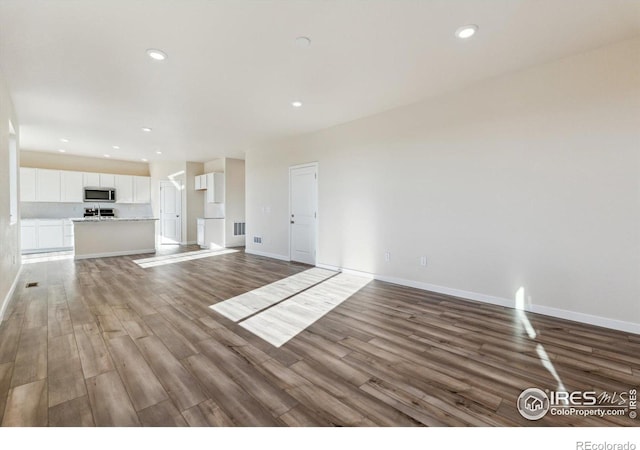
[{"x1": 21, "y1": 202, "x2": 153, "y2": 219}]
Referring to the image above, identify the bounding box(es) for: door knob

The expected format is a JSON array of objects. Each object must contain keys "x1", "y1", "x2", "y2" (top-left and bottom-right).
[
  {"x1": 290, "y1": 220, "x2": 295, "y2": 224},
  {"x1": 176, "y1": 215, "x2": 179, "y2": 218}
]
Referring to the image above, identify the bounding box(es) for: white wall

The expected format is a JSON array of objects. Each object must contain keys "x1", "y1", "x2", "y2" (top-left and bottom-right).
[
  {"x1": 186, "y1": 161, "x2": 204, "y2": 243},
  {"x1": 245, "y1": 38, "x2": 640, "y2": 331},
  {"x1": 224, "y1": 158, "x2": 246, "y2": 247},
  {"x1": 0, "y1": 70, "x2": 21, "y2": 319}
]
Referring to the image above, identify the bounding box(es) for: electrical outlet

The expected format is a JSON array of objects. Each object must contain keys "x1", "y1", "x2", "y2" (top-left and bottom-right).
[
  {"x1": 253, "y1": 236, "x2": 262, "y2": 244},
  {"x1": 384, "y1": 252, "x2": 390, "y2": 262},
  {"x1": 420, "y1": 256, "x2": 427, "y2": 267}
]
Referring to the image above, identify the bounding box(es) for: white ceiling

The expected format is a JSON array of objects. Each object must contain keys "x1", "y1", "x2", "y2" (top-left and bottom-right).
[{"x1": 1, "y1": 0, "x2": 638, "y2": 163}]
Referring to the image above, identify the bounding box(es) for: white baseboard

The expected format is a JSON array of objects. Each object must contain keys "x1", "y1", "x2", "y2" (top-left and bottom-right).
[
  {"x1": 245, "y1": 249, "x2": 290, "y2": 262},
  {"x1": 74, "y1": 248, "x2": 156, "y2": 260},
  {"x1": 526, "y1": 304, "x2": 640, "y2": 335},
  {"x1": 315, "y1": 263, "x2": 640, "y2": 335},
  {"x1": 0, "y1": 265, "x2": 23, "y2": 322}
]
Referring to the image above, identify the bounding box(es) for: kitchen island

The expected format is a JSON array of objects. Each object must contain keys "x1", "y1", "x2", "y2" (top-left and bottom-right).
[{"x1": 72, "y1": 218, "x2": 158, "y2": 260}]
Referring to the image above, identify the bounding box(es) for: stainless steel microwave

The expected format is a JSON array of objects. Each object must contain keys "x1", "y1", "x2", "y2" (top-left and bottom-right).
[{"x1": 83, "y1": 187, "x2": 116, "y2": 202}]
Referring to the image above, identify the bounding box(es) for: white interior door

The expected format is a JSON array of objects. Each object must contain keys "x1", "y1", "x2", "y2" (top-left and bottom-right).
[
  {"x1": 160, "y1": 181, "x2": 182, "y2": 244},
  {"x1": 290, "y1": 164, "x2": 317, "y2": 265}
]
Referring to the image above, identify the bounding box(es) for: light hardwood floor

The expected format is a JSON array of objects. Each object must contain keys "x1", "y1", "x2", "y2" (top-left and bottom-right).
[{"x1": 0, "y1": 246, "x2": 638, "y2": 426}]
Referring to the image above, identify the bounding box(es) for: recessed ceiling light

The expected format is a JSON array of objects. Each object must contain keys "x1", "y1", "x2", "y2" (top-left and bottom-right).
[
  {"x1": 455, "y1": 24, "x2": 478, "y2": 39},
  {"x1": 141, "y1": 158, "x2": 148, "y2": 162},
  {"x1": 142, "y1": 127, "x2": 152, "y2": 132},
  {"x1": 104, "y1": 154, "x2": 111, "y2": 158},
  {"x1": 156, "y1": 151, "x2": 162, "y2": 155},
  {"x1": 112, "y1": 145, "x2": 120, "y2": 150},
  {"x1": 59, "y1": 138, "x2": 69, "y2": 143},
  {"x1": 58, "y1": 149, "x2": 66, "y2": 153},
  {"x1": 146, "y1": 48, "x2": 167, "y2": 61},
  {"x1": 294, "y1": 36, "x2": 311, "y2": 48},
  {"x1": 291, "y1": 101, "x2": 303, "y2": 108}
]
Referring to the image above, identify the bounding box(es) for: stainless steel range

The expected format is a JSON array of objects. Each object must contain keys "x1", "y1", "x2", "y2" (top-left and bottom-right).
[{"x1": 84, "y1": 207, "x2": 115, "y2": 218}]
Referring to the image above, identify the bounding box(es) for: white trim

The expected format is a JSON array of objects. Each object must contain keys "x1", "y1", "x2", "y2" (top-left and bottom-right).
[
  {"x1": 316, "y1": 263, "x2": 373, "y2": 279},
  {"x1": 245, "y1": 249, "x2": 290, "y2": 262},
  {"x1": 314, "y1": 262, "x2": 640, "y2": 335},
  {"x1": 288, "y1": 161, "x2": 318, "y2": 265},
  {"x1": 375, "y1": 273, "x2": 513, "y2": 309},
  {"x1": 316, "y1": 263, "x2": 339, "y2": 271},
  {"x1": 21, "y1": 246, "x2": 73, "y2": 255},
  {"x1": 0, "y1": 265, "x2": 23, "y2": 322},
  {"x1": 74, "y1": 249, "x2": 156, "y2": 260},
  {"x1": 526, "y1": 304, "x2": 640, "y2": 335}
]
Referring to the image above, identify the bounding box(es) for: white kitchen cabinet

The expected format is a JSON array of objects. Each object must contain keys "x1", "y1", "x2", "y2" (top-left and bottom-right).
[
  {"x1": 197, "y1": 219, "x2": 205, "y2": 247},
  {"x1": 100, "y1": 173, "x2": 116, "y2": 188},
  {"x1": 21, "y1": 219, "x2": 72, "y2": 253},
  {"x1": 20, "y1": 167, "x2": 37, "y2": 202},
  {"x1": 206, "y1": 173, "x2": 225, "y2": 203},
  {"x1": 61, "y1": 170, "x2": 84, "y2": 202},
  {"x1": 197, "y1": 218, "x2": 225, "y2": 249},
  {"x1": 115, "y1": 175, "x2": 134, "y2": 203},
  {"x1": 36, "y1": 169, "x2": 61, "y2": 202},
  {"x1": 84, "y1": 172, "x2": 116, "y2": 188},
  {"x1": 22, "y1": 168, "x2": 148, "y2": 204},
  {"x1": 37, "y1": 219, "x2": 65, "y2": 249},
  {"x1": 83, "y1": 172, "x2": 100, "y2": 187},
  {"x1": 21, "y1": 220, "x2": 37, "y2": 251},
  {"x1": 63, "y1": 220, "x2": 74, "y2": 248},
  {"x1": 195, "y1": 174, "x2": 207, "y2": 190},
  {"x1": 133, "y1": 176, "x2": 151, "y2": 203}
]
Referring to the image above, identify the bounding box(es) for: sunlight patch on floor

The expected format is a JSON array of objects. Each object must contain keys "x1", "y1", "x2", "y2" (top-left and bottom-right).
[
  {"x1": 133, "y1": 248, "x2": 238, "y2": 268},
  {"x1": 515, "y1": 286, "x2": 568, "y2": 397},
  {"x1": 211, "y1": 267, "x2": 338, "y2": 321},
  {"x1": 22, "y1": 252, "x2": 74, "y2": 264},
  {"x1": 240, "y1": 273, "x2": 371, "y2": 347}
]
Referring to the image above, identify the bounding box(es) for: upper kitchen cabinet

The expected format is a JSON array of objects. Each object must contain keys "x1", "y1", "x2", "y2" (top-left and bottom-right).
[
  {"x1": 20, "y1": 168, "x2": 151, "y2": 204},
  {"x1": 21, "y1": 167, "x2": 63, "y2": 202},
  {"x1": 206, "y1": 172, "x2": 225, "y2": 203},
  {"x1": 61, "y1": 170, "x2": 83, "y2": 202},
  {"x1": 117, "y1": 175, "x2": 150, "y2": 203},
  {"x1": 99, "y1": 173, "x2": 116, "y2": 188},
  {"x1": 36, "y1": 169, "x2": 61, "y2": 202},
  {"x1": 133, "y1": 176, "x2": 151, "y2": 203},
  {"x1": 195, "y1": 174, "x2": 207, "y2": 190},
  {"x1": 83, "y1": 172, "x2": 115, "y2": 187},
  {"x1": 20, "y1": 167, "x2": 36, "y2": 202},
  {"x1": 115, "y1": 175, "x2": 134, "y2": 203},
  {"x1": 83, "y1": 172, "x2": 100, "y2": 187}
]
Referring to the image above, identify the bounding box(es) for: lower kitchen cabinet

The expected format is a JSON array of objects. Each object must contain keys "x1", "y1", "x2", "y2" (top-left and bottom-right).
[
  {"x1": 197, "y1": 218, "x2": 225, "y2": 249},
  {"x1": 21, "y1": 220, "x2": 37, "y2": 251},
  {"x1": 21, "y1": 219, "x2": 74, "y2": 253}
]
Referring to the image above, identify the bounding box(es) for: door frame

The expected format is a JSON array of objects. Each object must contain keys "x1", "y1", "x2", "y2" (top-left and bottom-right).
[
  {"x1": 159, "y1": 180, "x2": 183, "y2": 245},
  {"x1": 288, "y1": 162, "x2": 318, "y2": 265}
]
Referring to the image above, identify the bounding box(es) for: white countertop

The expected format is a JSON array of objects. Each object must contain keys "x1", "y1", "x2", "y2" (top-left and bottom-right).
[{"x1": 72, "y1": 217, "x2": 159, "y2": 222}]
